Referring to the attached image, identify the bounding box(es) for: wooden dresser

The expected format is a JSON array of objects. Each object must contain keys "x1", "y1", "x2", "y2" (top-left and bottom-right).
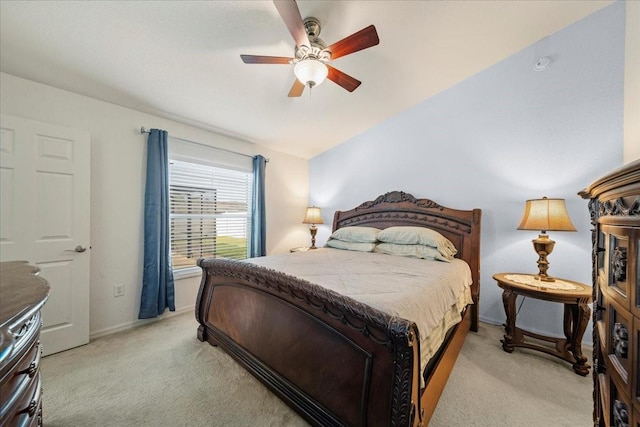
[
  {"x1": 0, "y1": 261, "x2": 50, "y2": 427},
  {"x1": 580, "y1": 159, "x2": 640, "y2": 427}
]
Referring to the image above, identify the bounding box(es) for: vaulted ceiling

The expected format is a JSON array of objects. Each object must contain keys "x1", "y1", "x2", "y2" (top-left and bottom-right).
[{"x1": 0, "y1": 1, "x2": 612, "y2": 159}]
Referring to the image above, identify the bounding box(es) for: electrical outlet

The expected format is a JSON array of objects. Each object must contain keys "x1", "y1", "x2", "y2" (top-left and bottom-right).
[{"x1": 114, "y1": 283, "x2": 125, "y2": 297}]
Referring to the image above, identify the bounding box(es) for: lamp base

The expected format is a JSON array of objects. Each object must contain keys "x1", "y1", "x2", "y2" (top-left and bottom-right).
[
  {"x1": 532, "y1": 233, "x2": 556, "y2": 282},
  {"x1": 308, "y1": 225, "x2": 318, "y2": 249}
]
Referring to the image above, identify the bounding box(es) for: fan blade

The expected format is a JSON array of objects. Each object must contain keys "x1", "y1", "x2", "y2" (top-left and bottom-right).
[
  {"x1": 326, "y1": 25, "x2": 379, "y2": 60},
  {"x1": 273, "y1": 0, "x2": 310, "y2": 48},
  {"x1": 327, "y1": 65, "x2": 361, "y2": 92},
  {"x1": 288, "y1": 79, "x2": 305, "y2": 97},
  {"x1": 241, "y1": 54, "x2": 292, "y2": 64}
]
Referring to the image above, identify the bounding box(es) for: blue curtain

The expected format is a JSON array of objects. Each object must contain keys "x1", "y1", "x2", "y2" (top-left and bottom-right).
[
  {"x1": 250, "y1": 155, "x2": 267, "y2": 257},
  {"x1": 139, "y1": 129, "x2": 175, "y2": 319}
]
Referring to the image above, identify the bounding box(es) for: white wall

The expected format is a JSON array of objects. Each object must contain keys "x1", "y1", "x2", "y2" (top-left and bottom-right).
[
  {"x1": 624, "y1": 0, "x2": 640, "y2": 164},
  {"x1": 0, "y1": 72, "x2": 309, "y2": 337},
  {"x1": 309, "y1": 2, "x2": 626, "y2": 344}
]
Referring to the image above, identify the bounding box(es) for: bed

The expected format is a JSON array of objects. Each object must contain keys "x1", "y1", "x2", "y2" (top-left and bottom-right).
[{"x1": 195, "y1": 191, "x2": 481, "y2": 426}]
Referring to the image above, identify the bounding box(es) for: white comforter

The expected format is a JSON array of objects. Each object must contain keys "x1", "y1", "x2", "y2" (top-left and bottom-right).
[{"x1": 246, "y1": 248, "x2": 473, "y2": 379}]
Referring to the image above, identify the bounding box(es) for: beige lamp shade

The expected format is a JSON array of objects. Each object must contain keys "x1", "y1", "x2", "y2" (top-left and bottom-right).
[
  {"x1": 302, "y1": 206, "x2": 324, "y2": 225},
  {"x1": 517, "y1": 197, "x2": 576, "y2": 233},
  {"x1": 518, "y1": 197, "x2": 576, "y2": 282}
]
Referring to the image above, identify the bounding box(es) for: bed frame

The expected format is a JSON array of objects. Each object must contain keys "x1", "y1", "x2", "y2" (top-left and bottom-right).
[{"x1": 196, "y1": 191, "x2": 481, "y2": 426}]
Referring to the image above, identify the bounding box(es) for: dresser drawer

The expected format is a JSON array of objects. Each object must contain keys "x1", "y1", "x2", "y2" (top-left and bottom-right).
[
  {"x1": 0, "y1": 312, "x2": 41, "y2": 386},
  {"x1": 0, "y1": 340, "x2": 41, "y2": 394},
  {"x1": 1, "y1": 372, "x2": 42, "y2": 427},
  {"x1": 0, "y1": 312, "x2": 42, "y2": 378},
  {"x1": 0, "y1": 340, "x2": 42, "y2": 425}
]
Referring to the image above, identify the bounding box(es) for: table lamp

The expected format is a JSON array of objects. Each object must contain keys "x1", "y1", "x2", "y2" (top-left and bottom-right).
[
  {"x1": 302, "y1": 206, "x2": 323, "y2": 249},
  {"x1": 517, "y1": 197, "x2": 576, "y2": 282}
]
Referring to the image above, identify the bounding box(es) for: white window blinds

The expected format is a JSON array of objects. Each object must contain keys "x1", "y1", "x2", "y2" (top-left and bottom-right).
[{"x1": 169, "y1": 158, "x2": 253, "y2": 271}]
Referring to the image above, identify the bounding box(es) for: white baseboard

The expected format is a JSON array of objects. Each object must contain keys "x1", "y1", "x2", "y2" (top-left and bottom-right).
[{"x1": 90, "y1": 305, "x2": 194, "y2": 340}]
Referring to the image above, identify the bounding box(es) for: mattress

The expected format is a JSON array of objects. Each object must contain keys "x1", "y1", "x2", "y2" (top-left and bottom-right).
[{"x1": 246, "y1": 247, "x2": 473, "y2": 385}]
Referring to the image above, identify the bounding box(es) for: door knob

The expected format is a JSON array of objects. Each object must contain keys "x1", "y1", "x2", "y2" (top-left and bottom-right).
[{"x1": 65, "y1": 245, "x2": 87, "y2": 253}]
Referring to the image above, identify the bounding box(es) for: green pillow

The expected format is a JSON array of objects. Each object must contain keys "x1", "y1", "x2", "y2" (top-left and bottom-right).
[
  {"x1": 329, "y1": 226, "x2": 381, "y2": 243},
  {"x1": 377, "y1": 226, "x2": 457, "y2": 260},
  {"x1": 325, "y1": 239, "x2": 377, "y2": 252},
  {"x1": 374, "y1": 243, "x2": 451, "y2": 262}
]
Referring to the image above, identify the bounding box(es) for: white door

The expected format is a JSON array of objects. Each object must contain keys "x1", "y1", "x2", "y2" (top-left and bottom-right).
[{"x1": 0, "y1": 114, "x2": 90, "y2": 355}]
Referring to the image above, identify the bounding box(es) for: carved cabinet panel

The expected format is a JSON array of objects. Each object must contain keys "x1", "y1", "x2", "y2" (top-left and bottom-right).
[
  {"x1": 602, "y1": 225, "x2": 631, "y2": 307},
  {"x1": 607, "y1": 295, "x2": 632, "y2": 388}
]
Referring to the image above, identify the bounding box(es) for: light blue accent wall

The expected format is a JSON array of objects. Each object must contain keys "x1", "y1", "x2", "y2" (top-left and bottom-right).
[{"x1": 309, "y1": 2, "x2": 625, "y2": 344}]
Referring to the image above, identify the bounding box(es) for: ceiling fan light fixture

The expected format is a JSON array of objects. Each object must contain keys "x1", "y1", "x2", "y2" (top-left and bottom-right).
[{"x1": 294, "y1": 59, "x2": 328, "y2": 88}]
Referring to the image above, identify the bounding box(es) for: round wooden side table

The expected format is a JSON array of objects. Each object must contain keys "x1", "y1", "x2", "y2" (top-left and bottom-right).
[{"x1": 492, "y1": 272, "x2": 592, "y2": 376}]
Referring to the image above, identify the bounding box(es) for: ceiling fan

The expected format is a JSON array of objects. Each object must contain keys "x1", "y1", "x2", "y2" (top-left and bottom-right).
[{"x1": 240, "y1": 0, "x2": 380, "y2": 97}]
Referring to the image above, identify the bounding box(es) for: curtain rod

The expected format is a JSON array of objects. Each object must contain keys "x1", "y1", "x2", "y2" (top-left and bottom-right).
[{"x1": 140, "y1": 127, "x2": 268, "y2": 162}]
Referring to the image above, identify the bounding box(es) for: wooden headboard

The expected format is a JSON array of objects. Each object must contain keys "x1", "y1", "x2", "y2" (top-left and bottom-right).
[{"x1": 333, "y1": 191, "x2": 482, "y2": 331}]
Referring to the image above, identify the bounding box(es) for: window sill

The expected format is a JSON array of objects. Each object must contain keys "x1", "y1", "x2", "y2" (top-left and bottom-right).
[{"x1": 173, "y1": 267, "x2": 201, "y2": 280}]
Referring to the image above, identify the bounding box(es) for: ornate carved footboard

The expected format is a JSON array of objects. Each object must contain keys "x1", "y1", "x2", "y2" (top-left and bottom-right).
[
  {"x1": 196, "y1": 191, "x2": 481, "y2": 427},
  {"x1": 196, "y1": 259, "x2": 420, "y2": 426}
]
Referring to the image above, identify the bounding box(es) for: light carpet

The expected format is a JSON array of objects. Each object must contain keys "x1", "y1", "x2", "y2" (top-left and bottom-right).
[{"x1": 41, "y1": 312, "x2": 592, "y2": 426}]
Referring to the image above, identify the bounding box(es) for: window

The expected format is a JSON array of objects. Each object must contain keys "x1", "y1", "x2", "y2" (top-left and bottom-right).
[{"x1": 169, "y1": 154, "x2": 253, "y2": 274}]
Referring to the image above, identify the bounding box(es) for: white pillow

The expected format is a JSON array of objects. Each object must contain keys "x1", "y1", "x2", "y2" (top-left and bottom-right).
[
  {"x1": 329, "y1": 226, "x2": 381, "y2": 243},
  {"x1": 377, "y1": 226, "x2": 457, "y2": 260},
  {"x1": 374, "y1": 243, "x2": 451, "y2": 262},
  {"x1": 325, "y1": 239, "x2": 377, "y2": 252}
]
